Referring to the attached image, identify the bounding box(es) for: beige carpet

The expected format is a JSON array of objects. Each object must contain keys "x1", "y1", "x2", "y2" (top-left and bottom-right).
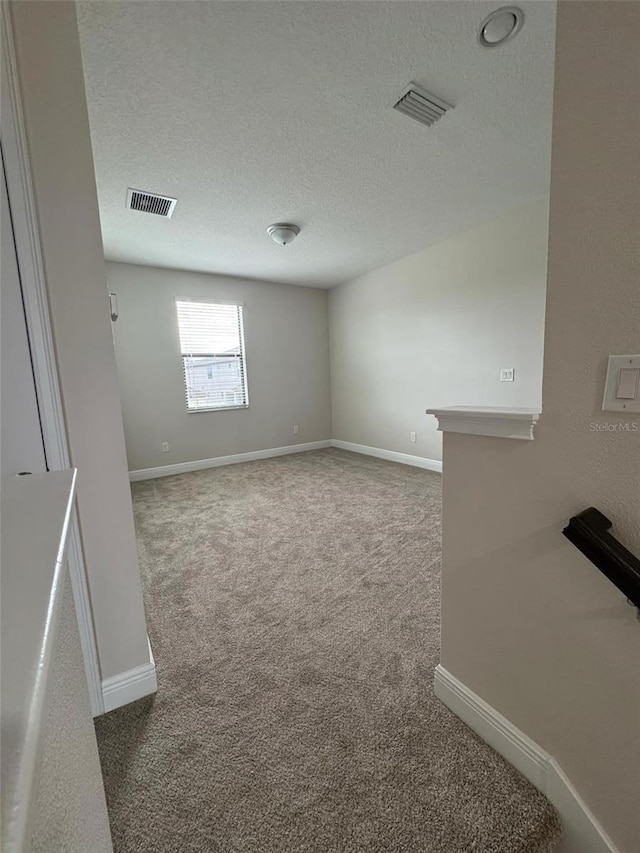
[{"x1": 95, "y1": 448, "x2": 561, "y2": 852}]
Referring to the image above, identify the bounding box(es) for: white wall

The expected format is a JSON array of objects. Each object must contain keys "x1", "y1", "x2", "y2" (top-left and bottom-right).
[
  {"x1": 107, "y1": 262, "x2": 331, "y2": 472},
  {"x1": 329, "y1": 199, "x2": 549, "y2": 463},
  {"x1": 441, "y1": 3, "x2": 640, "y2": 850},
  {"x1": 10, "y1": 0, "x2": 151, "y2": 683}
]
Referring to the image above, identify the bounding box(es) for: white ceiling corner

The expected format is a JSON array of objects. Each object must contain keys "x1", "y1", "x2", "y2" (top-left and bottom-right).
[{"x1": 76, "y1": 0, "x2": 556, "y2": 288}]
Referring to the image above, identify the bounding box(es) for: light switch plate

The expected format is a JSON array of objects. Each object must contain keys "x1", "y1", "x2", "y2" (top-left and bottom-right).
[
  {"x1": 500, "y1": 368, "x2": 515, "y2": 382},
  {"x1": 602, "y1": 354, "x2": 640, "y2": 413}
]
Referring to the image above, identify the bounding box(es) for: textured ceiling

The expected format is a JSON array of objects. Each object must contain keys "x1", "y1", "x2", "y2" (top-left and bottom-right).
[{"x1": 77, "y1": 1, "x2": 556, "y2": 288}]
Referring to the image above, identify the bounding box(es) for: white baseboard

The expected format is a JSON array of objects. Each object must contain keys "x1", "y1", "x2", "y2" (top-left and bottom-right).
[
  {"x1": 331, "y1": 439, "x2": 442, "y2": 473},
  {"x1": 129, "y1": 440, "x2": 332, "y2": 481},
  {"x1": 434, "y1": 665, "x2": 619, "y2": 853},
  {"x1": 101, "y1": 637, "x2": 157, "y2": 714},
  {"x1": 129, "y1": 439, "x2": 441, "y2": 481}
]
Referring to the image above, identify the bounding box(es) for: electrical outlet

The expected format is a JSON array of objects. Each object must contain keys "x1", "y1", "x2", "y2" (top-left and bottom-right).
[
  {"x1": 410, "y1": 431, "x2": 417, "y2": 442},
  {"x1": 161, "y1": 442, "x2": 170, "y2": 453},
  {"x1": 293, "y1": 425, "x2": 299, "y2": 435},
  {"x1": 500, "y1": 368, "x2": 515, "y2": 382}
]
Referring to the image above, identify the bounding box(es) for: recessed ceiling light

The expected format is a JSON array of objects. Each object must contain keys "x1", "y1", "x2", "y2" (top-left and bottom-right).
[
  {"x1": 267, "y1": 223, "x2": 300, "y2": 246},
  {"x1": 478, "y1": 7, "x2": 524, "y2": 47}
]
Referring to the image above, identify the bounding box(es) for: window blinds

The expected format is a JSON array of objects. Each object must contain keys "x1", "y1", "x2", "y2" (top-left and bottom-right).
[{"x1": 175, "y1": 300, "x2": 248, "y2": 411}]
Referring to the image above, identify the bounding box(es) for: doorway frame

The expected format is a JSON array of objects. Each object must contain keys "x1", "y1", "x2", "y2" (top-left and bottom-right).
[{"x1": 1, "y1": 4, "x2": 104, "y2": 715}]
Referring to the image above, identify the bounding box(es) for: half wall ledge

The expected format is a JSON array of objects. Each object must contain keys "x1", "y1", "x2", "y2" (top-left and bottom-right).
[{"x1": 426, "y1": 406, "x2": 540, "y2": 441}]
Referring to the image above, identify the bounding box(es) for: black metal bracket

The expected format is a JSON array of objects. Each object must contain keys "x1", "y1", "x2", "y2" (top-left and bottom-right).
[{"x1": 563, "y1": 507, "x2": 640, "y2": 611}]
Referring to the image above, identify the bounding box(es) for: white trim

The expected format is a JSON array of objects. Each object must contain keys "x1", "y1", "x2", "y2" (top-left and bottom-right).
[
  {"x1": 1, "y1": 5, "x2": 104, "y2": 716},
  {"x1": 426, "y1": 406, "x2": 540, "y2": 440},
  {"x1": 128, "y1": 440, "x2": 443, "y2": 482},
  {"x1": 186, "y1": 404, "x2": 249, "y2": 414},
  {"x1": 1, "y1": 6, "x2": 68, "y2": 470},
  {"x1": 147, "y1": 634, "x2": 155, "y2": 669},
  {"x1": 174, "y1": 295, "x2": 245, "y2": 308},
  {"x1": 434, "y1": 665, "x2": 619, "y2": 853},
  {"x1": 129, "y1": 440, "x2": 333, "y2": 481},
  {"x1": 102, "y1": 657, "x2": 157, "y2": 714},
  {"x1": 434, "y1": 665, "x2": 547, "y2": 789},
  {"x1": 331, "y1": 439, "x2": 442, "y2": 472}
]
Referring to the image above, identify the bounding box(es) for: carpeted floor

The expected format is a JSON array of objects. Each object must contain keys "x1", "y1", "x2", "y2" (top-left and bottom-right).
[{"x1": 95, "y1": 448, "x2": 561, "y2": 852}]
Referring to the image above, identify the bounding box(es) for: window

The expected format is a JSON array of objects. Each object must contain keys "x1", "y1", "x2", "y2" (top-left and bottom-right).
[{"x1": 175, "y1": 300, "x2": 248, "y2": 412}]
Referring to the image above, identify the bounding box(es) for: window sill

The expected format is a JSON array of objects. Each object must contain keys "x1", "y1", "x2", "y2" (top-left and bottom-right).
[{"x1": 187, "y1": 404, "x2": 249, "y2": 414}]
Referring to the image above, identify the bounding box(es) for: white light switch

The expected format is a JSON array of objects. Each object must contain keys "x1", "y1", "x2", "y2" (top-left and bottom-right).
[
  {"x1": 500, "y1": 368, "x2": 515, "y2": 382},
  {"x1": 616, "y1": 368, "x2": 639, "y2": 400},
  {"x1": 602, "y1": 355, "x2": 640, "y2": 413}
]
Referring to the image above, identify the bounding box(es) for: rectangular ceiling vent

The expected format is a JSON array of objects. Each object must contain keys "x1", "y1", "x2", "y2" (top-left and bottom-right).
[
  {"x1": 126, "y1": 188, "x2": 177, "y2": 218},
  {"x1": 392, "y1": 83, "x2": 453, "y2": 128}
]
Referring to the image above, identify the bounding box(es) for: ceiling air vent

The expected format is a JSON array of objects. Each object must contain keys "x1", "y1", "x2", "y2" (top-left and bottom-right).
[
  {"x1": 392, "y1": 83, "x2": 453, "y2": 128},
  {"x1": 126, "y1": 188, "x2": 177, "y2": 218}
]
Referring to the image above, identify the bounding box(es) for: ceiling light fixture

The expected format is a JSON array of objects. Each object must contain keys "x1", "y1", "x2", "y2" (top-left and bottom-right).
[
  {"x1": 478, "y1": 7, "x2": 524, "y2": 47},
  {"x1": 267, "y1": 223, "x2": 300, "y2": 246}
]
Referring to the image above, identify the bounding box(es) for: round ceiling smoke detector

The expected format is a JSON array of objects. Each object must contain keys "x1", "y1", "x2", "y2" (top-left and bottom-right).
[
  {"x1": 478, "y1": 7, "x2": 524, "y2": 47},
  {"x1": 267, "y1": 223, "x2": 300, "y2": 246}
]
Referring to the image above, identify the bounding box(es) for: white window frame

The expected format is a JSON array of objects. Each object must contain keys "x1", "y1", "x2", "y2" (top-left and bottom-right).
[{"x1": 175, "y1": 297, "x2": 249, "y2": 413}]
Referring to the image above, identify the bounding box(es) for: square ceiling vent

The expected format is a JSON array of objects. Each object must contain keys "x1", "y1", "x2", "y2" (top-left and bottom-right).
[
  {"x1": 126, "y1": 188, "x2": 177, "y2": 218},
  {"x1": 392, "y1": 83, "x2": 453, "y2": 128}
]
